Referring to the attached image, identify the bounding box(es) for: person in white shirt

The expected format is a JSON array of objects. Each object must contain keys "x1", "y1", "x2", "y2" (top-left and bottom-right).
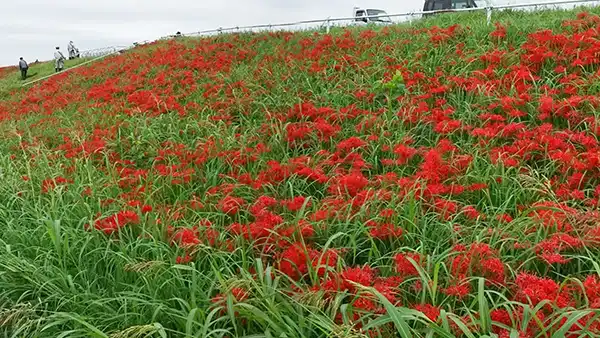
[
  {"x1": 54, "y1": 46, "x2": 66, "y2": 72},
  {"x1": 68, "y1": 41, "x2": 78, "y2": 59}
]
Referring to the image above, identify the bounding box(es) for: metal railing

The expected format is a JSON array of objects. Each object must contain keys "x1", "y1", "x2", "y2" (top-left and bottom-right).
[
  {"x1": 79, "y1": 45, "x2": 130, "y2": 58},
  {"x1": 20, "y1": 0, "x2": 600, "y2": 87},
  {"x1": 178, "y1": 0, "x2": 599, "y2": 37}
]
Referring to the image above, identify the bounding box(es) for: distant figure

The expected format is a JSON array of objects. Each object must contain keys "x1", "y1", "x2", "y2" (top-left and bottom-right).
[
  {"x1": 175, "y1": 31, "x2": 182, "y2": 38},
  {"x1": 54, "y1": 46, "x2": 66, "y2": 72},
  {"x1": 18, "y1": 57, "x2": 29, "y2": 80},
  {"x1": 67, "y1": 41, "x2": 79, "y2": 59}
]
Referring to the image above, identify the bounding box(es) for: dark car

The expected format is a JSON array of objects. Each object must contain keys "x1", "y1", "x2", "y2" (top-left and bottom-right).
[{"x1": 423, "y1": 0, "x2": 478, "y2": 16}]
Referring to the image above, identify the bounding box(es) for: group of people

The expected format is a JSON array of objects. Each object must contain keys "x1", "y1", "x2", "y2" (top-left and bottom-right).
[
  {"x1": 17, "y1": 41, "x2": 80, "y2": 80},
  {"x1": 54, "y1": 41, "x2": 80, "y2": 73}
]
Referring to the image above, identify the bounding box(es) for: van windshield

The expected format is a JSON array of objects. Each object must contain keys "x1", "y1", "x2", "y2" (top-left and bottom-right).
[
  {"x1": 452, "y1": 0, "x2": 475, "y2": 9},
  {"x1": 366, "y1": 9, "x2": 392, "y2": 22}
]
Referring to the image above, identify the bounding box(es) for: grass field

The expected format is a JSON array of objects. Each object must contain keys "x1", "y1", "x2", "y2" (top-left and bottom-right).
[
  {"x1": 2, "y1": 7, "x2": 600, "y2": 337},
  {"x1": 0, "y1": 57, "x2": 93, "y2": 97}
]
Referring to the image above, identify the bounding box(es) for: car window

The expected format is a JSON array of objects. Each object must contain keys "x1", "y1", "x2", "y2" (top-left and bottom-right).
[
  {"x1": 433, "y1": 1, "x2": 446, "y2": 10},
  {"x1": 452, "y1": 0, "x2": 471, "y2": 8},
  {"x1": 355, "y1": 10, "x2": 366, "y2": 21}
]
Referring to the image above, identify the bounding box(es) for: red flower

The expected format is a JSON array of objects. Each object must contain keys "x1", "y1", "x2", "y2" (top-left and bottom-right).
[
  {"x1": 413, "y1": 304, "x2": 441, "y2": 322},
  {"x1": 583, "y1": 275, "x2": 600, "y2": 308},
  {"x1": 218, "y1": 195, "x2": 244, "y2": 216},
  {"x1": 366, "y1": 220, "x2": 403, "y2": 240},
  {"x1": 176, "y1": 254, "x2": 193, "y2": 264},
  {"x1": 490, "y1": 23, "x2": 507, "y2": 39},
  {"x1": 514, "y1": 272, "x2": 572, "y2": 308},
  {"x1": 88, "y1": 210, "x2": 140, "y2": 235},
  {"x1": 278, "y1": 244, "x2": 309, "y2": 280},
  {"x1": 282, "y1": 196, "x2": 311, "y2": 212},
  {"x1": 394, "y1": 252, "x2": 423, "y2": 278},
  {"x1": 309, "y1": 247, "x2": 339, "y2": 277},
  {"x1": 211, "y1": 287, "x2": 249, "y2": 305},
  {"x1": 340, "y1": 266, "x2": 375, "y2": 292},
  {"x1": 41, "y1": 176, "x2": 71, "y2": 193},
  {"x1": 170, "y1": 226, "x2": 200, "y2": 247},
  {"x1": 496, "y1": 213, "x2": 513, "y2": 223},
  {"x1": 336, "y1": 136, "x2": 367, "y2": 153},
  {"x1": 462, "y1": 205, "x2": 482, "y2": 220},
  {"x1": 535, "y1": 233, "x2": 583, "y2": 265},
  {"x1": 141, "y1": 205, "x2": 153, "y2": 214},
  {"x1": 442, "y1": 281, "x2": 471, "y2": 299},
  {"x1": 328, "y1": 172, "x2": 369, "y2": 197}
]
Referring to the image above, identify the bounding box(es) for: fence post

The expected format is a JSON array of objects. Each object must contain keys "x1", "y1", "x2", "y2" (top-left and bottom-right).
[
  {"x1": 326, "y1": 17, "x2": 331, "y2": 33},
  {"x1": 486, "y1": 0, "x2": 493, "y2": 26}
]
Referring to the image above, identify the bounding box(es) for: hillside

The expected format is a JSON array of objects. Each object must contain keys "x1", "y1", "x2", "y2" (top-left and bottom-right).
[
  {"x1": 0, "y1": 57, "x2": 93, "y2": 96},
  {"x1": 2, "y1": 7, "x2": 600, "y2": 337}
]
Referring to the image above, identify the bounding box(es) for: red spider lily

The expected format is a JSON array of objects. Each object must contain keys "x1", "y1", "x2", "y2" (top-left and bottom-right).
[
  {"x1": 228, "y1": 208, "x2": 283, "y2": 241},
  {"x1": 327, "y1": 171, "x2": 369, "y2": 197},
  {"x1": 277, "y1": 243, "x2": 339, "y2": 280},
  {"x1": 336, "y1": 136, "x2": 367, "y2": 153},
  {"x1": 448, "y1": 243, "x2": 506, "y2": 285},
  {"x1": 169, "y1": 226, "x2": 200, "y2": 247},
  {"x1": 141, "y1": 205, "x2": 153, "y2": 214},
  {"x1": 514, "y1": 272, "x2": 573, "y2": 309},
  {"x1": 41, "y1": 176, "x2": 72, "y2": 193},
  {"x1": 462, "y1": 205, "x2": 483, "y2": 220},
  {"x1": 497, "y1": 213, "x2": 513, "y2": 223},
  {"x1": 281, "y1": 196, "x2": 311, "y2": 212},
  {"x1": 339, "y1": 266, "x2": 375, "y2": 293},
  {"x1": 527, "y1": 201, "x2": 577, "y2": 232},
  {"x1": 584, "y1": 275, "x2": 600, "y2": 308},
  {"x1": 365, "y1": 220, "x2": 403, "y2": 240},
  {"x1": 432, "y1": 197, "x2": 459, "y2": 221},
  {"x1": 86, "y1": 210, "x2": 140, "y2": 235},
  {"x1": 490, "y1": 23, "x2": 507, "y2": 40},
  {"x1": 218, "y1": 195, "x2": 245, "y2": 216},
  {"x1": 442, "y1": 281, "x2": 471, "y2": 299},
  {"x1": 534, "y1": 233, "x2": 583, "y2": 265},
  {"x1": 176, "y1": 254, "x2": 193, "y2": 264},
  {"x1": 211, "y1": 287, "x2": 249, "y2": 305},
  {"x1": 394, "y1": 252, "x2": 424, "y2": 278},
  {"x1": 413, "y1": 304, "x2": 441, "y2": 322}
]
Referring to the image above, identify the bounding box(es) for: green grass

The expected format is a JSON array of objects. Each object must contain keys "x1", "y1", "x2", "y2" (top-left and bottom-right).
[{"x1": 0, "y1": 57, "x2": 93, "y2": 95}]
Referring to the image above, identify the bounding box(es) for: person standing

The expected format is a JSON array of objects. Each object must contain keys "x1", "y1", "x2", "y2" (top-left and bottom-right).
[
  {"x1": 18, "y1": 57, "x2": 29, "y2": 80},
  {"x1": 68, "y1": 41, "x2": 77, "y2": 59},
  {"x1": 54, "y1": 46, "x2": 66, "y2": 72}
]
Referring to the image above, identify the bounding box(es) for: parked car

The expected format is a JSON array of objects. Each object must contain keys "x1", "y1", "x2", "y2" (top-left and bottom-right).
[
  {"x1": 422, "y1": 0, "x2": 478, "y2": 16},
  {"x1": 352, "y1": 7, "x2": 393, "y2": 25}
]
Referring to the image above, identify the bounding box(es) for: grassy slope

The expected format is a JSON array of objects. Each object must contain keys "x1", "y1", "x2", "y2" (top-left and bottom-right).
[
  {"x1": 0, "y1": 57, "x2": 92, "y2": 96},
  {"x1": 1, "y1": 7, "x2": 600, "y2": 338}
]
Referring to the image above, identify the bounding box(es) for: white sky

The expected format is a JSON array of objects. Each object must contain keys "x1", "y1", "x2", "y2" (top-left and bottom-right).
[{"x1": 0, "y1": 0, "x2": 583, "y2": 66}]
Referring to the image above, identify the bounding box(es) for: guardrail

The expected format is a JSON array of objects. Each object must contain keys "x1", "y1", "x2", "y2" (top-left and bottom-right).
[
  {"x1": 20, "y1": 0, "x2": 600, "y2": 87},
  {"x1": 79, "y1": 46, "x2": 130, "y2": 58},
  {"x1": 178, "y1": 0, "x2": 600, "y2": 36}
]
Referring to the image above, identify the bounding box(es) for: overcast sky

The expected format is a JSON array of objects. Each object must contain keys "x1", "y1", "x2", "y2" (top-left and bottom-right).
[{"x1": 0, "y1": 0, "x2": 578, "y2": 66}]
